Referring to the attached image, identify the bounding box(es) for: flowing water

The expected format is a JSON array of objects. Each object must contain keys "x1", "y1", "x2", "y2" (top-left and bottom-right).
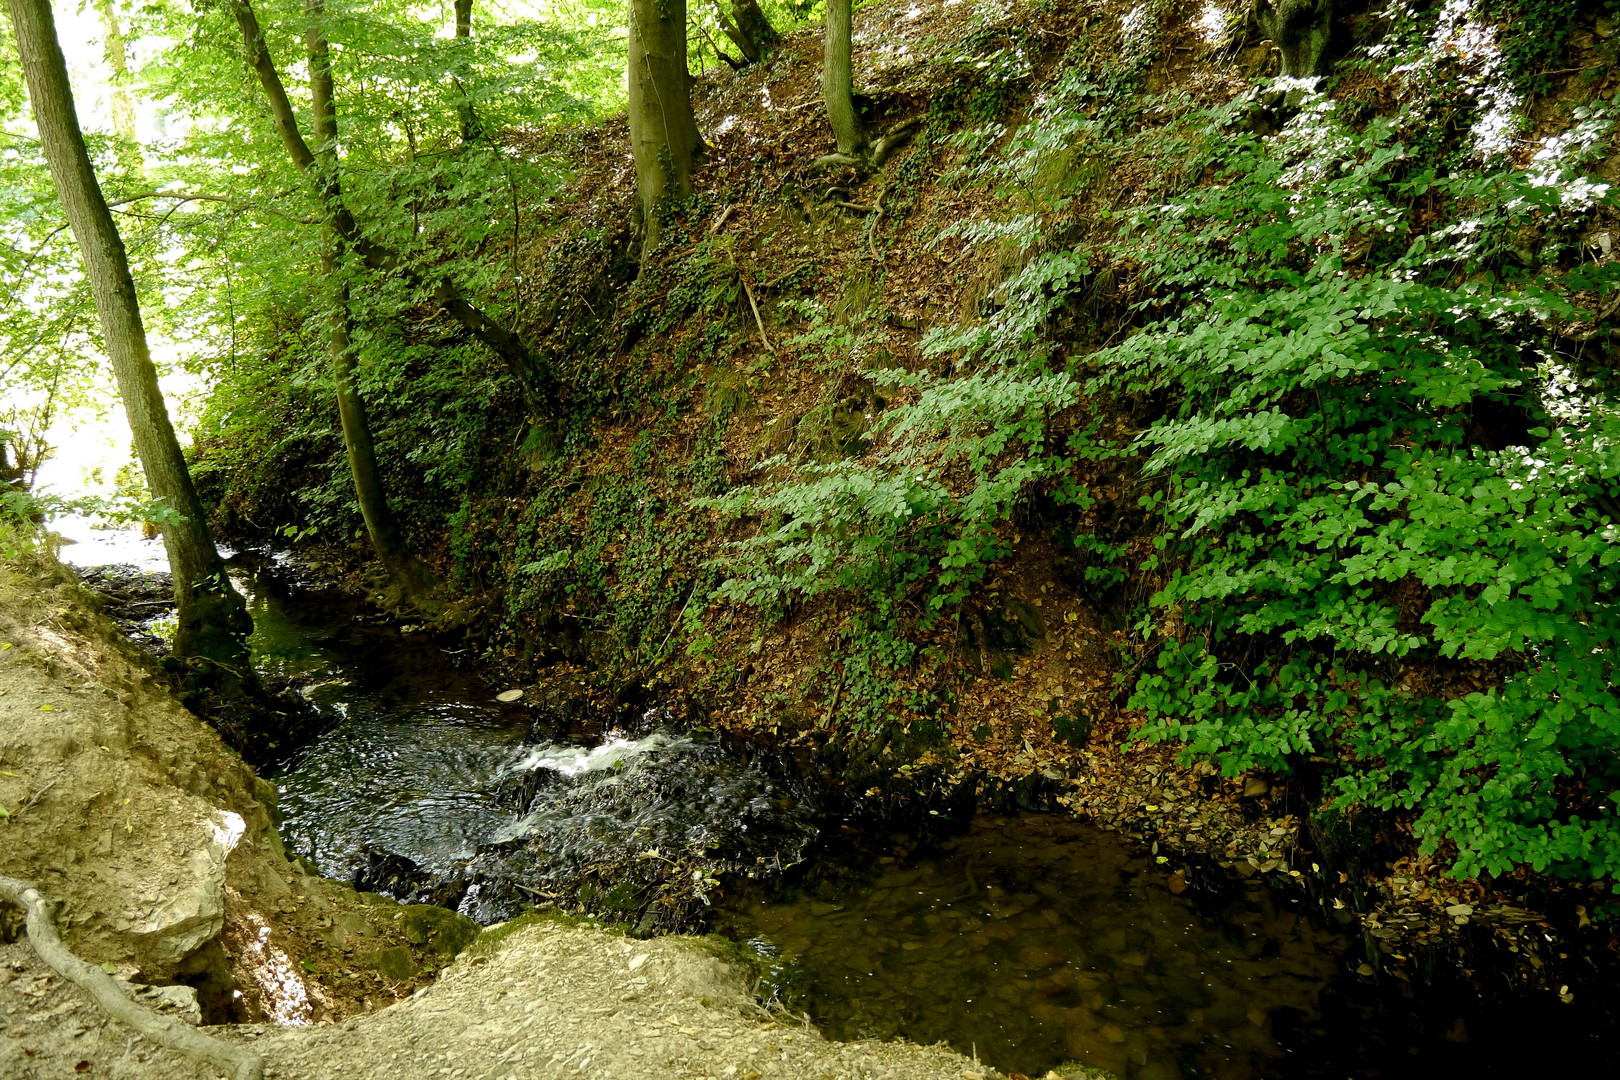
[{"x1": 59, "y1": 535, "x2": 1620, "y2": 1079}]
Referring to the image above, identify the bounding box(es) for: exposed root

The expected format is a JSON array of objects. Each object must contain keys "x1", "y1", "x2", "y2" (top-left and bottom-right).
[
  {"x1": 811, "y1": 151, "x2": 864, "y2": 169},
  {"x1": 809, "y1": 117, "x2": 920, "y2": 173},
  {"x1": 871, "y1": 117, "x2": 921, "y2": 167},
  {"x1": 0, "y1": 874, "x2": 264, "y2": 1080}
]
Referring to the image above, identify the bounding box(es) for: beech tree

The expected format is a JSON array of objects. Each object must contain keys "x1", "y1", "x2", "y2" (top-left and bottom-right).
[
  {"x1": 304, "y1": 0, "x2": 437, "y2": 600},
  {"x1": 626, "y1": 0, "x2": 704, "y2": 255},
  {"x1": 6, "y1": 0, "x2": 253, "y2": 669},
  {"x1": 822, "y1": 0, "x2": 862, "y2": 158},
  {"x1": 228, "y1": 0, "x2": 555, "y2": 413},
  {"x1": 452, "y1": 0, "x2": 482, "y2": 142}
]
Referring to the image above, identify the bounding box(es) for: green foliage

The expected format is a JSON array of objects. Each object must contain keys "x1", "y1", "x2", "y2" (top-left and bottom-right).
[
  {"x1": 1109, "y1": 89, "x2": 1620, "y2": 883},
  {"x1": 509, "y1": 438, "x2": 707, "y2": 671},
  {"x1": 710, "y1": 5, "x2": 1620, "y2": 885}
]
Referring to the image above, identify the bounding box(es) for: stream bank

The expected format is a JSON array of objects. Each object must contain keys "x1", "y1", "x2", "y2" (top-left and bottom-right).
[
  {"x1": 0, "y1": 547, "x2": 1028, "y2": 1080},
  {"x1": 10, "y1": 528, "x2": 1619, "y2": 1078}
]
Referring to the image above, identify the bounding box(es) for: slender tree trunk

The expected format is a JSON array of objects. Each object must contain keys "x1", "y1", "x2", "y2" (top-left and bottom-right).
[
  {"x1": 452, "y1": 0, "x2": 481, "y2": 143},
  {"x1": 7, "y1": 0, "x2": 252, "y2": 670},
  {"x1": 822, "y1": 0, "x2": 863, "y2": 157},
  {"x1": 627, "y1": 0, "x2": 704, "y2": 256},
  {"x1": 319, "y1": 245, "x2": 438, "y2": 599},
  {"x1": 713, "y1": 0, "x2": 779, "y2": 65},
  {"x1": 228, "y1": 0, "x2": 554, "y2": 413},
  {"x1": 304, "y1": 0, "x2": 436, "y2": 600},
  {"x1": 91, "y1": 0, "x2": 139, "y2": 167}
]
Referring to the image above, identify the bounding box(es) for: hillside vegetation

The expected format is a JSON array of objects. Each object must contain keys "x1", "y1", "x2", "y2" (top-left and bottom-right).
[{"x1": 9, "y1": 0, "x2": 1619, "y2": 937}]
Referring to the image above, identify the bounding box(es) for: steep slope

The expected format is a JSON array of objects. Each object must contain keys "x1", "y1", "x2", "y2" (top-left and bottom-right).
[{"x1": 192, "y1": 0, "x2": 1620, "y2": 992}]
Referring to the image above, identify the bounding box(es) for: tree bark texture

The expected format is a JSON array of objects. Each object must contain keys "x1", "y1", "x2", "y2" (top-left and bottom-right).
[
  {"x1": 714, "y1": 0, "x2": 779, "y2": 65},
  {"x1": 8, "y1": 0, "x2": 252, "y2": 668},
  {"x1": 0, "y1": 875, "x2": 264, "y2": 1080},
  {"x1": 229, "y1": 0, "x2": 553, "y2": 413},
  {"x1": 1254, "y1": 0, "x2": 1333, "y2": 78},
  {"x1": 627, "y1": 0, "x2": 704, "y2": 255},
  {"x1": 305, "y1": 0, "x2": 438, "y2": 598},
  {"x1": 822, "y1": 0, "x2": 864, "y2": 157},
  {"x1": 453, "y1": 0, "x2": 481, "y2": 142}
]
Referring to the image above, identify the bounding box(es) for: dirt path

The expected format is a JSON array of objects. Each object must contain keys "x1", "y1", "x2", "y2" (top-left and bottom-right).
[{"x1": 7, "y1": 915, "x2": 1052, "y2": 1080}]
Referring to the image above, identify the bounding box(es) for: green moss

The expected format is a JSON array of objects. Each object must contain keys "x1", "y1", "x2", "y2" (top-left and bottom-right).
[{"x1": 463, "y1": 908, "x2": 625, "y2": 959}]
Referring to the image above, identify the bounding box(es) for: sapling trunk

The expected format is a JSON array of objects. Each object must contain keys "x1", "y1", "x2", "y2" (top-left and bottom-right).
[{"x1": 306, "y1": 0, "x2": 439, "y2": 601}]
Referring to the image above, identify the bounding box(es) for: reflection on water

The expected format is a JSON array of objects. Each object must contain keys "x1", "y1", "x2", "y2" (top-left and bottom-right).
[
  {"x1": 242, "y1": 575, "x2": 538, "y2": 883},
  {"x1": 276, "y1": 709, "x2": 531, "y2": 880},
  {"x1": 722, "y1": 815, "x2": 1342, "y2": 1080},
  {"x1": 49, "y1": 514, "x2": 178, "y2": 573}
]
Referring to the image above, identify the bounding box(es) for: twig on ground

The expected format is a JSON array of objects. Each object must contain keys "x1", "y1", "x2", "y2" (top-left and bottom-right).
[{"x1": 741, "y1": 275, "x2": 774, "y2": 353}]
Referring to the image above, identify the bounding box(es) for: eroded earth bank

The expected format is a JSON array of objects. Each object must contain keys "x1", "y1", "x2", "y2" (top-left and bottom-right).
[{"x1": 0, "y1": 555, "x2": 1036, "y2": 1080}]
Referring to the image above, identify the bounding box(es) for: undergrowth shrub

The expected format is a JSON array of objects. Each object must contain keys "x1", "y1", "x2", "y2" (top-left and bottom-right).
[{"x1": 707, "y1": 5, "x2": 1620, "y2": 884}]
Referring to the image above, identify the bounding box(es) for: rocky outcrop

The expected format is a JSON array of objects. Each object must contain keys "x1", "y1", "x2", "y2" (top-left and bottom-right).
[{"x1": 0, "y1": 555, "x2": 433, "y2": 1020}]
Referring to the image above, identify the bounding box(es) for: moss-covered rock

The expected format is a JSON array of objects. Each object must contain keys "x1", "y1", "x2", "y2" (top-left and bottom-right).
[{"x1": 400, "y1": 905, "x2": 480, "y2": 959}]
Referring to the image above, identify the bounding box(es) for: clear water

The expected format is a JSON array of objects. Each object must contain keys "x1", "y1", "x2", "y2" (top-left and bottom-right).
[
  {"x1": 722, "y1": 815, "x2": 1341, "y2": 1079},
  {"x1": 719, "y1": 815, "x2": 1618, "y2": 1079}
]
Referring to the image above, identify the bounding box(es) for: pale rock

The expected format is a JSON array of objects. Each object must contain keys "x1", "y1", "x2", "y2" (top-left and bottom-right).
[{"x1": 129, "y1": 810, "x2": 244, "y2": 968}]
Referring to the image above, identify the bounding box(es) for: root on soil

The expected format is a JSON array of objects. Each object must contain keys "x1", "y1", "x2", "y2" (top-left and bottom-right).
[{"x1": 0, "y1": 873, "x2": 264, "y2": 1080}]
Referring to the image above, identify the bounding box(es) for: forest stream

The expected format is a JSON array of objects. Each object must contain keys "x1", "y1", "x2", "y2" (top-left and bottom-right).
[{"x1": 59, "y1": 532, "x2": 1619, "y2": 1080}]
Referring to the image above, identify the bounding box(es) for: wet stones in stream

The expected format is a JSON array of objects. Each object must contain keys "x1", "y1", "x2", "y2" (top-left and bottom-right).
[{"x1": 457, "y1": 734, "x2": 821, "y2": 932}]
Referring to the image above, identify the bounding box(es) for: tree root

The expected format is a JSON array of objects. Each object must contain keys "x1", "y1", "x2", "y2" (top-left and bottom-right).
[
  {"x1": 0, "y1": 874, "x2": 264, "y2": 1080},
  {"x1": 870, "y1": 117, "x2": 921, "y2": 168},
  {"x1": 812, "y1": 151, "x2": 863, "y2": 170},
  {"x1": 810, "y1": 116, "x2": 919, "y2": 177}
]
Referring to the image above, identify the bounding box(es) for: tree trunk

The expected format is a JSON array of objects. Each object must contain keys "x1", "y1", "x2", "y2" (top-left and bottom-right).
[
  {"x1": 91, "y1": 0, "x2": 139, "y2": 164},
  {"x1": 627, "y1": 0, "x2": 704, "y2": 256},
  {"x1": 320, "y1": 245, "x2": 440, "y2": 600},
  {"x1": 822, "y1": 0, "x2": 863, "y2": 157},
  {"x1": 7, "y1": 0, "x2": 253, "y2": 671},
  {"x1": 304, "y1": 0, "x2": 437, "y2": 600},
  {"x1": 229, "y1": 0, "x2": 554, "y2": 414},
  {"x1": 714, "y1": 0, "x2": 779, "y2": 65},
  {"x1": 452, "y1": 0, "x2": 481, "y2": 143}
]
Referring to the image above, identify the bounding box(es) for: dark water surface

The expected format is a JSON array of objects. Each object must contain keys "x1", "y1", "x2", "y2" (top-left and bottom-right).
[
  {"x1": 721, "y1": 814, "x2": 1340, "y2": 1079},
  {"x1": 718, "y1": 814, "x2": 1617, "y2": 1079},
  {"x1": 93, "y1": 556, "x2": 1606, "y2": 1080},
  {"x1": 240, "y1": 571, "x2": 542, "y2": 883}
]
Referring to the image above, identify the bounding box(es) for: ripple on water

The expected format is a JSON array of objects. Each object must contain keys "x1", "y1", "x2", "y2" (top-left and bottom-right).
[{"x1": 275, "y1": 708, "x2": 533, "y2": 881}]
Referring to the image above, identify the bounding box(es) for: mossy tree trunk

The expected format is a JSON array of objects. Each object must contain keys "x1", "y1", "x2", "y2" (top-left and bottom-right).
[
  {"x1": 627, "y1": 0, "x2": 704, "y2": 256},
  {"x1": 822, "y1": 0, "x2": 864, "y2": 157},
  {"x1": 1254, "y1": 0, "x2": 1333, "y2": 78},
  {"x1": 7, "y1": 0, "x2": 253, "y2": 670},
  {"x1": 714, "y1": 0, "x2": 779, "y2": 65},
  {"x1": 305, "y1": 0, "x2": 438, "y2": 602}
]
